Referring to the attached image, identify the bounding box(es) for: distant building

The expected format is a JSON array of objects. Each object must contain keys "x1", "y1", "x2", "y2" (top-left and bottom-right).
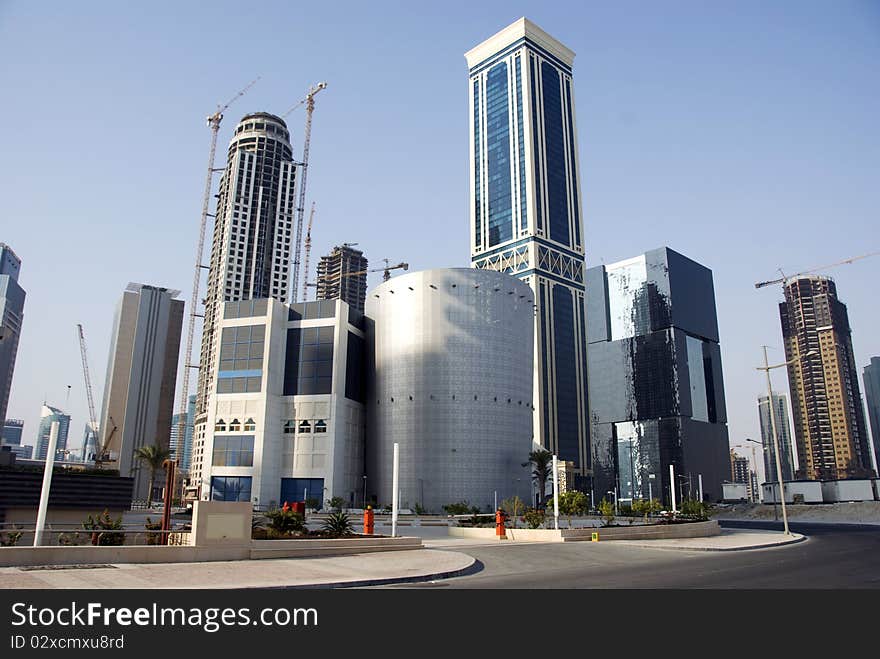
[
  {"x1": 99, "y1": 283, "x2": 184, "y2": 501},
  {"x1": 35, "y1": 405, "x2": 70, "y2": 461},
  {"x1": 586, "y1": 247, "x2": 730, "y2": 504},
  {"x1": 780, "y1": 277, "x2": 873, "y2": 479},
  {"x1": 316, "y1": 245, "x2": 368, "y2": 313},
  {"x1": 730, "y1": 451, "x2": 758, "y2": 502},
  {"x1": 863, "y1": 357, "x2": 880, "y2": 474},
  {"x1": 1, "y1": 418, "x2": 31, "y2": 460},
  {"x1": 758, "y1": 394, "x2": 795, "y2": 482},
  {"x1": 0, "y1": 243, "x2": 26, "y2": 426},
  {"x1": 195, "y1": 297, "x2": 366, "y2": 509},
  {"x1": 80, "y1": 421, "x2": 98, "y2": 463},
  {"x1": 170, "y1": 394, "x2": 195, "y2": 473}
]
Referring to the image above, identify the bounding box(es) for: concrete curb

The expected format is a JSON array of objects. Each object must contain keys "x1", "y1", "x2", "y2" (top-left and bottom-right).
[
  {"x1": 247, "y1": 554, "x2": 481, "y2": 589},
  {"x1": 607, "y1": 532, "x2": 807, "y2": 552}
]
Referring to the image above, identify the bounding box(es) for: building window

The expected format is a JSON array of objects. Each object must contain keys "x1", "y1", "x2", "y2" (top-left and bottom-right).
[
  {"x1": 243, "y1": 418, "x2": 256, "y2": 431},
  {"x1": 211, "y1": 476, "x2": 252, "y2": 502},
  {"x1": 229, "y1": 418, "x2": 241, "y2": 431},
  {"x1": 215, "y1": 419, "x2": 227, "y2": 432},
  {"x1": 298, "y1": 420, "x2": 312, "y2": 434},
  {"x1": 283, "y1": 420, "x2": 295, "y2": 434},
  {"x1": 314, "y1": 420, "x2": 327, "y2": 433},
  {"x1": 212, "y1": 436, "x2": 254, "y2": 467}
]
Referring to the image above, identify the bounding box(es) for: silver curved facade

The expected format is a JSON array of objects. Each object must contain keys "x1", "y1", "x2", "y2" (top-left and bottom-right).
[{"x1": 366, "y1": 268, "x2": 534, "y2": 513}]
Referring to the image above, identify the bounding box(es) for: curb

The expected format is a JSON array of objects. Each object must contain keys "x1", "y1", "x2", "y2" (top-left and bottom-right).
[
  {"x1": 607, "y1": 533, "x2": 807, "y2": 552},
  {"x1": 247, "y1": 554, "x2": 481, "y2": 590}
]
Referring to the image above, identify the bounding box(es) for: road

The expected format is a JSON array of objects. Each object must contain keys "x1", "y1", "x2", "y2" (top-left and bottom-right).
[{"x1": 393, "y1": 521, "x2": 880, "y2": 588}]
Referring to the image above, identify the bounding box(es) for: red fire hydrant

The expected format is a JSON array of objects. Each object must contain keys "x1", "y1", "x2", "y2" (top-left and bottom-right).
[
  {"x1": 363, "y1": 506, "x2": 374, "y2": 535},
  {"x1": 495, "y1": 508, "x2": 507, "y2": 539}
]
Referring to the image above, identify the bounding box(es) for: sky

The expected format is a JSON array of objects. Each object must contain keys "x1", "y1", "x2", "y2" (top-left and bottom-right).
[{"x1": 1, "y1": 0, "x2": 878, "y2": 481}]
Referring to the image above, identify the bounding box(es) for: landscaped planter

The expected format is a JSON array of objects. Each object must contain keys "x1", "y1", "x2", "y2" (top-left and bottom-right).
[{"x1": 448, "y1": 520, "x2": 720, "y2": 543}]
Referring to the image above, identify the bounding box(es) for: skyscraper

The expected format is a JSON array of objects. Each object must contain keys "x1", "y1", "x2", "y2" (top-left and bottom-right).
[
  {"x1": 757, "y1": 393, "x2": 795, "y2": 482},
  {"x1": 586, "y1": 247, "x2": 730, "y2": 504},
  {"x1": 170, "y1": 394, "x2": 195, "y2": 473},
  {"x1": 780, "y1": 276, "x2": 873, "y2": 480},
  {"x1": 316, "y1": 244, "x2": 368, "y2": 313},
  {"x1": 192, "y1": 113, "x2": 297, "y2": 494},
  {"x1": 730, "y1": 452, "x2": 758, "y2": 502},
  {"x1": 860, "y1": 357, "x2": 880, "y2": 475},
  {"x1": 466, "y1": 18, "x2": 590, "y2": 487},
  {"x1": 0, "y1": 243, "x2": 26, "y2": 426},
  {"x1": 35, "y1": 404, "x2": 70, "y2": 461},
  {"x1": 99, "y1": 283, "x2": 184, "y2": 500}
]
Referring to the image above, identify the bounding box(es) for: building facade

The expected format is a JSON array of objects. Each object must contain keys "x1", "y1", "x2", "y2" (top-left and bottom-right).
[
  {"x1": 757, "y1": 393, "x2": 795, "y2": 482},
  {"x1": 195, "y1": 298, "x2": 365, "y2": 509},
  {"x1": 316, "y1": 244, "x2": 368, "y2": 313},
  {"x1": 193, "y1": 113, "x2": 298, "y2": 494},
  {"x1": 35, "y1": 404, "x2": 70, "y2": 461},
  {"x1": 99, "y1": 283, "x2": 184, "y2": 500},
  {"x1": 863, "y1": 357, "x2": 880, "y2": 474},
  {"x1": 466, "y1": 18, "x2": 590, "y2": 488},
  {"x1": 730, "y1": 452, "x2": 758, "y2": 502},
  {"x1": 1, "y1": 418, "x2": 31, "y2": 460},
  {"x1": 586, "y1": 247, "x2": 730, "y2": 504},
  {"x1": 170, "y1": 394, "x2": 196, "y2": 474},
  {"x1": 780, "y1": 277, "x2": 873, "y2": 479},
  {"x1": 366, "y1": 269, "x2": 534, "y2": 513},
  {"x1": 0, "y1": 243, "x2": 26, "y2": 426}
]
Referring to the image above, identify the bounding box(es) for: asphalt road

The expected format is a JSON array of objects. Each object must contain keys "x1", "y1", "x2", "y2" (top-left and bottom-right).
[{"x1": 394, "y1": 521, "x2": 880, "y2": 589}]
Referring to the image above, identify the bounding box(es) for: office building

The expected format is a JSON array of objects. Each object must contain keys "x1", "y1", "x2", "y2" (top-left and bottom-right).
[
  {"x1": 757, "y1": 393, "x2": 795, "y2": 482},
  {"x1": 99, "y1": 283, "x2": 184, "y2": 500},
  {"x1": 366, "y1": 268, "x2": 534, "y2": 512},
  {"x1": 35, "y1": 404, "x2": 70, "y2": 461},
  {"x1": 316, "y1": 244, "x2": 368, "y2": 313},
  {"x1": 2, "y1": 418, "x2": 31, "y2": 460},
  {"x1": 466, "y1": 19, "x2": 590, "y2": 487},
  {"x1": 193, "y1": 113, "x2": 298, "y2": 490},
  {"x1": 863, "y1": 357, "x2": 880, "y2": 474},
  {"x1": 730, "y1": 451, "x2": 758, "y2": 502},
  {"x1": 80, "y1": 421, "x2": 98, "y2": 463},
  {"x1": 195, "y1": 297, "x2": 365, "y2": 507},
  {"x1": 586, "y1": 247, "x2": 730, "y2": 504},
  {"x1": 0, "y1": 243, "x2": 26, "y2": 426},
  {"x1": 780, "y1": 277, "x2": 872, "y2": 479},
  {"x1": 170, "y1": 394, "x2": 195, "y2": 474}
]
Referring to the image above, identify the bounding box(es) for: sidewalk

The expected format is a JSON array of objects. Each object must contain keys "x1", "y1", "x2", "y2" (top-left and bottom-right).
[{"x1": 0, "y1": 528, "x2": 804, "y2": 589}]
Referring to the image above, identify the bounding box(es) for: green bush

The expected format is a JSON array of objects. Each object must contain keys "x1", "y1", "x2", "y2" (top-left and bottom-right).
[
  {"x1": 0, "y1": 526, "x2": 22, "y2": 546},
  {"x1": 442, "y1": 501, "x2": 479, "y2": 516},
  {"x1": 557, "y1": 491, "x2": 589, "y2": 528},
  {"x1": 82, "y1": 509, "x2": 125, "y2": 546},
  {"x1": 597, "y1": 499, "x2": 615, "y2": 527},
  {"x1": 619, "y1": 503, "x2": 634, "y2": 517},
  {"x1": 414, "y1": 503, "x2": 427, "y2": 515},
  {"x1": 521, "y1": 508, "x2": 546, "y2": 529},
  {"x1": 321, "y1": 511, "x2": 354, "y2": 536},
  {"x1": 680, "y1": 499, "x2": 712, "y2": 521},
  {"x1": 264, "y1": 507, "x2": 306, "y2": 536},
  {"x1": 305, "y1": 497, "x2": 321, "y2": 510},
  {"x1": 144, "y1": 517, "x2": 163, "y2": 545},
  {"x1": 326, "y1": 496, "x2": 346, "y2": 512}
]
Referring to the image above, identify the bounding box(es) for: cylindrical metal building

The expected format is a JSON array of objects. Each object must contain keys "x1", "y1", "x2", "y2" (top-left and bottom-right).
[{"x1": 366, "y1": 268, "x2": 534, "y2": 513}]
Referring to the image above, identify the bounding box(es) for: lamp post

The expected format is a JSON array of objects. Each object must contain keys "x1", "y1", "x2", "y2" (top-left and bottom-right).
[
  {"x1": 648, "y1": 473, "x2": 655, "y2": 509},
  {"x1": 362, "y1": 475, "x2": 367, "y2": 510},
  {"x1": 757, "y1": 346, "x2": 817, "y2": 536},
  {"x1": 739, "y1": 437, "x2": 762, "y2": 504}
]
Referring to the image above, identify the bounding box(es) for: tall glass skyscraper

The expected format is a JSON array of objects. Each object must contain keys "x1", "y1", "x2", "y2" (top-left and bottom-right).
[
  {"x1": 757, "y1": 393, "x2": 795, "y2": 482},
  {"x1": 863, "y1": 357, "x2": 880, "y2": 475},
  {"x1": 0, "y1": 243, "x2": 26, "y2": 427},
  {"x1": 466, "y1": 18, "x2": 590, "y2": 486},
  {"x1": 191, "y1": 113, "x2": 298, "y2": 493},
  {"x1": 35, "y1": 404, "x2": 70, "y2": 461}
]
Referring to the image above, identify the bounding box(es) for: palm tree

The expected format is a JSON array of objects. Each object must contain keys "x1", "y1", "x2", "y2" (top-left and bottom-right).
[
  {"x1": 134, "y1": 444, "x2": 170, "y2": 507},
  {"x1": 528, "y1": 449, "x2": 553, "y2": 509}
]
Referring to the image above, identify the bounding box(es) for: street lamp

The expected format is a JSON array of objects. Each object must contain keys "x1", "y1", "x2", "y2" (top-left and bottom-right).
[
  {"x1": 648, "y1": 473, "x2": 655, "y2": 509},
  {"x1": 362, "y1": 475, "x2": 367, "y2": 510},
  {"x1": 757, "y1": 346, "x2": 817, "y2": 536},
  {"x1": 737, "y1": 437, "x2": 762, "y2": 504}
]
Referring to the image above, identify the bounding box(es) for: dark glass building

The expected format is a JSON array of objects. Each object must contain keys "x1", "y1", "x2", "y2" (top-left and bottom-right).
[
  {"x1": 466, "y1": 19, "x2": 590, "y2": 486},
  {"x1": 586, "y1": 247, "x2": 730, "y2": 504},
  {"x1": 864, "y1": 357, "x2": 880, "y2": 475},
  {"x1": 0, "y1": 243, "x2": 25, "y2": 427}
]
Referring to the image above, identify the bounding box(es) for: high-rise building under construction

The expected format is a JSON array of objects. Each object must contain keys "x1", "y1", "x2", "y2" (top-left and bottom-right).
[
  {"x1": 191, "y1": 113, "x2": 298, "y2": 492},
  {"x1": 780, "y1": 276, "x2": 873, "y2": 480},
  {"x1": 316, "y1": 245, "x2": 368, "y2": 313}
]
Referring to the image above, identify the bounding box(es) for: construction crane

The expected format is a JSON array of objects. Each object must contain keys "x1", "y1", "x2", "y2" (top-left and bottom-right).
[
  {"x1": 305, "y1": 258, "x2": 408, "y2": 291},
  {"x1": 283, "y1": 82, "x2": 328, "y2": 302},
  {"x1": 301, "y1": 202, "x2": 316, "y2": 302},
  {"x1": 755, "y1": 251, "x2": 880, "y2": 289},
  {"x1": 77, "y1": 324, "x2": 115, "y2": 465},
  {"x1": 175, "y1": 78, "x2": 260, "y2": 466}
]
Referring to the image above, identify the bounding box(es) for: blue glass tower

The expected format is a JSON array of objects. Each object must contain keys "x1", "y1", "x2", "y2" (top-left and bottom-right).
[{"x1": 467, "y1": 18, "x2": 589, "y2": 485}]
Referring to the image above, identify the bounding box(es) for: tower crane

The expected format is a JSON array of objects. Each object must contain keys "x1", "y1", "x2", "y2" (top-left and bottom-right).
[
  {"x1": 176, "y1": 77, "x2": 260, "y2": 466},
  {"x1": 301, "y1": 202, "x2": 316, "y2": 302},
  {"x1": 755, "y1": 251, "x2": 879, "y2": 289},
  {"x1": 283, "y1": 82, "x2": 328, "y2": 302},
  {"x1": 77, "y1": 324, "x2": 115, "y2": 465},
  {"x1": 306, "y1": 258, "x2": 409, "y2": 290}
]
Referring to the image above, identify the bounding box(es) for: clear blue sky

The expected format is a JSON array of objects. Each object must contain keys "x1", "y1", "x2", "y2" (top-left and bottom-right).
[{"x1": 2, "y1": 1, "x2": 878, "y2": 479}]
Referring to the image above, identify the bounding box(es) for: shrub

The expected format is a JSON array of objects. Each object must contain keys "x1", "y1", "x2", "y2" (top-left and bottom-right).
[
  {"x1": 557, "y1": 491, "x2": 589, "y2": 528},
  {"x1": 414, "y1": 503, "x2": 427, "y2": 515},
  {"x1": 597, "y1": 499, "x2": 615, "y2": 527},
  {"x1": 521, "y1": 507, "x2": 546, "y2": 529},
  {"x1": 619, "y1": 503, "x2": 634, "y2": 517},
  {"x1": 442, "y1": 501, "x2": 478, "y2": 516},
  {"x1": 680, "y1": 499, "x2": 712, "y2": 521},
  {"x1": 82, "y1": 509, "x2": 125, "y2": 546},
  {"x1": 144, "y1": 517, "x2": 163, "y2": 545},
  {"x1": 305, "y1": 497, "x2": 321, "y2": 511},
  {"x1": 264, "y1": 508, "x2": 306, "y2": 536},
  {"x1": 326, "y1": 496, "x2": 346, "y2": 512},
  {"x1": 0, "y1": 526, "x2": 23, "y2": 546},
  {"x1": 321, "y1": 511, "x2": 354, "y2": 536}
]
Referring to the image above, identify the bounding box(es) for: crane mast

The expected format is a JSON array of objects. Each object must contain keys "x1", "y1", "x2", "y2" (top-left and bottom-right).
[
  {"x1": 176, "y1": 78, "x2": 259, "y2": 472},
  {"x1": 76, "y1": 324, "x2": 98, "y2": 458},
  {"x1": 287, "y1": 82, "x2": 327, "y2": 302},
  {"x1": 755, "y1": 251, "x2": 879, "y2": 289},
  {"x1": 301, "y1": 202, "x2": 316, "y2": 302}
]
